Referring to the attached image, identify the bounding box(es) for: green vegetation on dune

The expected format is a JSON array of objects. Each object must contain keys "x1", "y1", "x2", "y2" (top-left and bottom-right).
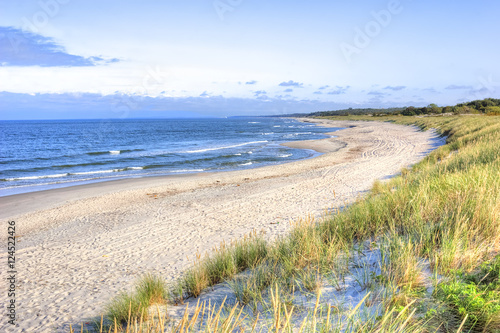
[
  {"x1": 307, "y1": 98, "x2": 500, "y2": 117},
  {"x1": 400, "y1": 98, "x2": 500, "y2": 116},
  {"x1": 320, "y1": 115, "x2": 500, "y2": 331},
  {"x1": 322, "y1": 116, "x2": 500, "y2": 272},
  {"x1": 76, "y1": 115, "x2": 499, "y2": 332},
  {"x1": 435, "y1": 256, "x2": 500, "y2": 330}
]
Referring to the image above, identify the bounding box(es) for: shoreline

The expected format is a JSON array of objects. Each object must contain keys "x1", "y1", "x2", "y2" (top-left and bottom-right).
[
  {"x1": 0, "y1": 118, "x2": 339, "y2": 201},
  {"x1": 0, "y1": 118, "x2": 342, "y2": 220},
  {"x1": 0, "y1": 119, "x2": 445, "y2": 332}
]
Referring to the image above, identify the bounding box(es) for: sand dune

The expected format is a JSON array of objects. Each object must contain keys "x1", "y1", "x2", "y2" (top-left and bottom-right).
[{"x1": 0, "y1": 119, "x2": 445, "y2": 332}]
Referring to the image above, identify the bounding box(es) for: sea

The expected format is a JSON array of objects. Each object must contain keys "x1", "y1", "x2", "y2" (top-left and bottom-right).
[{"x1": 0, "y1": 117, "x2": 341, "y2": 197}]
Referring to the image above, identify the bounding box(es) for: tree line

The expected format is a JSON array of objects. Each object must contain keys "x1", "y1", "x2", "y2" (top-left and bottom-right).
[
  {"x1": 401, "y1": 98, "x2": 500, "y2": 116},
  {"x1": 307, "y1": 98, "x2": 500, "y2": 117}
]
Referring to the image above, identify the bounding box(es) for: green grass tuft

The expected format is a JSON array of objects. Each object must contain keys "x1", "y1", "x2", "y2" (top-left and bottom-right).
[{"x1": 105, "y1": 273, "x2": 166, "y2": 326}]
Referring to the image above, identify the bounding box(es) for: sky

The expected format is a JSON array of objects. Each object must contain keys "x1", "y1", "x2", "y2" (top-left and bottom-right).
[{"x1": 0, "y1": 0, "x2": 499, "y2": 119}]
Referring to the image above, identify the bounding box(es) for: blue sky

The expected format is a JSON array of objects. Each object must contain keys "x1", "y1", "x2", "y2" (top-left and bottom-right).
[{"x1": 0, "y1": 0, "x2": 499, "y2": 119}]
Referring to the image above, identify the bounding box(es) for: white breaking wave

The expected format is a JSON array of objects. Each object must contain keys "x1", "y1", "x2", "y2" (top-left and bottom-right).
[
  {"x1": 279, "y1": 154, "x2": 292, "y2": 158},
  {"x1": 72, "y1": 167, "x2": 143, "y2": 175},
  {"x1": 109, "y1": 150, "x2": 121, "y2": 154},
  {"x1": 6, "y1": 167, "x2": 145, "y2": 181},
  {"x1": 6, "y1": 173, "x2": 69, "y2": 181},
  {"x1": 170, "y1": 169, "x2": 205, "y2": 173},
  {"x1": 240, "y1": 162, "x2": 253, "y2": 166},
  {"x1": 71, "y1": 170, "x2": 118, "y2": 175},
  {"x1": 2, "y1": 173, "x2": 138, "y2": 190},
  {"x1": 186, "y1": 141, "x2": 267, "y2": 153},
  {"x1": 248, "y1": 122, "x2": 260, "y2": 124}
]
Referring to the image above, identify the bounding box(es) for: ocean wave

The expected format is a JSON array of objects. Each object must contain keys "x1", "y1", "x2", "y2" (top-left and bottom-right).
[
  {"x1": 248, "y1": 122, "x2": 260, "y2": 124},
  {"x1": 86, "y1": 151, "x2": 110, "y2": 156},
  {"x1": 284, "y1": 132, "x2": 314, "y2": 138},
  {"x1": 169, "y1": 169, "x2": 205, "y2": 173},
  {"x1": 1, "y1": 173, "x2": 136, "y2": 190},
  {"x1": 70, "y1": 168, "x2": 143, "y2": 175},
  {"x1": 240, "y1": 162, "x2": 253, "y2": 166},
  {"x1": 86, "y1": 149, "x2": 143, "y2": 156},
  {"x1": 3, "y1": 149, "x2": 140, "y2": 165},
  {"x1": 3, "y1": 167, "x2": 145, "y2": 181},
  {"x1": 4, "y1": 173, "x2": 70, "y2": 181},
  {"x1": 51, "y1": 161, "x2": 109, "y2": 169},
  {"x1": 0, "y1": 156, "x2": 54, "y2": 165},
  {"x1": 278, "y1": 154, "x2": 292, "y2": 158},
  {"x1": 71, "y1": 170, "x2": 116, "y2": 176},
  {"x1": 185, "y1": 141, "x2": 267, "y2": 153}
]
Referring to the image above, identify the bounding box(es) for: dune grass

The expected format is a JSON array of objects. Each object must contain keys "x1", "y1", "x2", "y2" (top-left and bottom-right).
[
  {"x1": 105, "y1": 273, "x2": 167, "y2": 326},
  {"x1": 73, "y1": 287, "x2": 434, "y2": 333},
  {"x1": 169, "y1": 231, "x2": 269, "y2": 304},
  {"x1": 79, "y1": 115, "x2": 499, "y2": 332}
]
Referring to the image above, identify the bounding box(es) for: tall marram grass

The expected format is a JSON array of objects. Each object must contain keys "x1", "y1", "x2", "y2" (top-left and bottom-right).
[
  {"x1": 106, "y1": 273, "x2": 167, "y2": 325},
  {"x1": 169, "y1": 231, "x2": 269, "y2": 303},
  {"x1": 72, "y1": 285, "x2": 433, "y2": 333},
  {"x1": 77, "y1": 115, "x2": 500, "y2": 332}
]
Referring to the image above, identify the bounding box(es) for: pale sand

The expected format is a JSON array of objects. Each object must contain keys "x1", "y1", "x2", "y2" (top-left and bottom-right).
[{"x1": 0, "y1": 119, "x2": 445, "y2": 332}]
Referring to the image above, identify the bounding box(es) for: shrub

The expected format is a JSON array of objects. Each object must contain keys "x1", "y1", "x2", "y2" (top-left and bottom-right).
[{"x1": 485, "y1": 106, "x2": 500, "y2": 116}]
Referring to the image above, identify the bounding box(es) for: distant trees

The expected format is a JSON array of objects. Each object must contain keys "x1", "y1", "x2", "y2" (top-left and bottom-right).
[
  {"x1": 454, "y1": 98, "x2": 500, "y2": 114},
  {"x1": 402, "y1": 105, "x2": 433, "y2": 116},
  {"x1": 400, "y1": 99, "x2": 500, "y2": 116},
  {"x1": 305, "y1": 98, "x2": 500, "y2": 118},
  {"x1": 402, "y1": 106, "x2": 416, "y2": 116},
  {"x1": 485, "y1": 106, "x2": 500, "y2": 115},
  {"x1": 442, "y1": 106, "x2": 453, "y2": 113},
  {"x1": 309, "y1": 107, "x2": 404, "y2": 117},
  {"x1": 428, "y1": 103, "x2": 442, "y2": 113},
  {"x1": 453, "y1": 105, "x2": 475, "y2": 114}
]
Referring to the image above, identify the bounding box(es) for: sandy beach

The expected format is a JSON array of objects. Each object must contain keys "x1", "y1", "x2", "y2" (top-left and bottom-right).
[{"x1": 0, "y1": 119, "x2": 445, "y2": 332}]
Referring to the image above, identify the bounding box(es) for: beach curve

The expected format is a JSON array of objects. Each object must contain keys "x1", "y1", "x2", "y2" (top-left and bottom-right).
[{"x1": 0, "y1": 119, "x2": 445, "y2": 332}]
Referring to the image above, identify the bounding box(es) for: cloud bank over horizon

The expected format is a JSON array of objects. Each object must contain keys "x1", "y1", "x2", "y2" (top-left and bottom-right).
[{"x1": 2, "y1": 90, "x2": 433, "y2": 120}]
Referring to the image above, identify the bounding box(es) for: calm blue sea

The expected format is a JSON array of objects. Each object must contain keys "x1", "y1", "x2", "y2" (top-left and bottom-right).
[{"x1": 0, "y1": 118, "x2": 340, "y2": 196}]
